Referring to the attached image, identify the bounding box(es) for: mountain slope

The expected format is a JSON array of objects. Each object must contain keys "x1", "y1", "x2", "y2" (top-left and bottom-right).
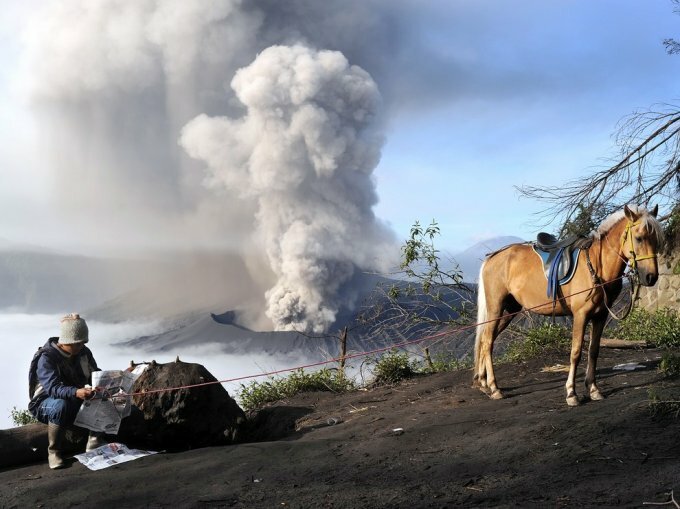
[{"x1": 450, "y1": 235, "x2": 525, "y2": 282}]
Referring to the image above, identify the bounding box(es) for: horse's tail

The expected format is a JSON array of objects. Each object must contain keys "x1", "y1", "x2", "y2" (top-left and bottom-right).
[{"x1": 474, "y1": 260, "x2": 488, "y2": 372}]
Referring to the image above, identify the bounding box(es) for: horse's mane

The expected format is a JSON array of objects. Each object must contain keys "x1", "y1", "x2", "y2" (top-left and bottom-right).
[{"x1": 593, "y1": 205, "x2": 664, "y2": 246}]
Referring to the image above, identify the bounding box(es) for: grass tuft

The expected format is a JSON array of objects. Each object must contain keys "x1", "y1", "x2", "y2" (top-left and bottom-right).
[
  {"x1": 370, "y1": 349, "x2": 419, "y2": 385},
  {"x1": 659, "y1": 353, "x2": 680, "y2": 378},
  {"x1": 238, "y1": 368, "x2": 355, "y2": 411},
  {"x1": 502, "y1": 323, "x2": 572, "y2": 362},
  {"x1": 611, "y1": 307, "x2": 680, "y2": 347}
]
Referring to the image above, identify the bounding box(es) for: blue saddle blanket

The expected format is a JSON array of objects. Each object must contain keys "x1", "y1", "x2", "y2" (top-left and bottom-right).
[{"x1": 532, "y1": 245, "x2": 581, "y2": 299}]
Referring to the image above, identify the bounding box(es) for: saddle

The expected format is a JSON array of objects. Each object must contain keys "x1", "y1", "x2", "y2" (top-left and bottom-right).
[
  {"x1": 532, "y1": 233, "x2": 589, "y2": 300},
  {"x1": 535, "y1": 232, "x2": 580, "y2": 251}
]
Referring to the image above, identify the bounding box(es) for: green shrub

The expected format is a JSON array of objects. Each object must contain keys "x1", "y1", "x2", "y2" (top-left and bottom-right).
[
  {"x1": 10, "y1": 407, "x2": 37, "y2": 426},
  {"x1": 238, "y1": 368, "x2": 355, "y2": 411},
  {"x1": 611, "y1": 307, "x2": 680, "y2": 347},
  {"x1": 659, "y1": 353, "x2": 680, "y2": 377},
  {"x1": 503, "y1": 323, "x2": 572, "y2": 362},
  {"x1": 648, "y1": 388, "x2": 680, "y2": 418},
  {"x1": 422, "y1": 352, "x2": 473, "y2": 374},
  {"x1": 371, "y1": 349, "x2": 418, "y2": 385}
]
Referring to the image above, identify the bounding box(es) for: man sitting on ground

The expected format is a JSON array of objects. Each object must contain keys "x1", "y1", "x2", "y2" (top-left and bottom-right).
[{"x1": 29, "y1": 313, "x2": 107, "y2": 469}]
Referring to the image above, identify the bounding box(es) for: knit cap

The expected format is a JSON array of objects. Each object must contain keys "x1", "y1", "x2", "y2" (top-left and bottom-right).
[{"x1": 59, "y1": 313, "x2": 89, "y2": 344}]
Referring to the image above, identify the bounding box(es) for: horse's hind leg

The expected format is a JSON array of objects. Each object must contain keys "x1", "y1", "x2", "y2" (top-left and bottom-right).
[
  {"x1": 473, "y1": 334, "x2": 485, "y2": 388},
  {"x1": 497, "y1": 297, "x2": 521, "y2": 336},
  {"x1": 585, "y1": 316, "x2": 606, "y2": 401},
  {"x1": 474, "y1": 315, "x2": 511, "y2": 391},
  {"x1": 473, "y1": 324, "x2": 489, "y2": 391},
  {"x1": 477, "y1": 303, "x2": 506, "y2": 399}
]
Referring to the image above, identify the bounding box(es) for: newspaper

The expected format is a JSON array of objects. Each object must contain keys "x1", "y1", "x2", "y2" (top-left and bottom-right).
[
  {"x1": 74, "y1": 364, "x2": 148, "y2": 434},
  {"x1": 74, "y1": 442, "x2": 158, "y2": 471}
]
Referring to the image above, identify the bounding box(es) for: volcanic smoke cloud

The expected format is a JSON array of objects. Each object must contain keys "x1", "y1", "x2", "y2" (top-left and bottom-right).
[
  {"x1": 181, "y1": 45, "x2": 389, "y2": 332},
  {"x1": 21, "y1": 0, "x2": 405, "y2": 332}
]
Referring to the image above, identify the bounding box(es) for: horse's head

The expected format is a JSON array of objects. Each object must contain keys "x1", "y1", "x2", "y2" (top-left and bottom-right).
[{"x1": 622, "y1": 204, "x2": 663, "y2": 286}]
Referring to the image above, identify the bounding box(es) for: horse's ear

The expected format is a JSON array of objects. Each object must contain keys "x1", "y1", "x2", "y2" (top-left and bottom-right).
[
  {"x1": 650, "y1": 204, "x2": 659, "y2": 217},
  {"x1": 624, "y1": 205, "x2": 638, "y2": 221}
]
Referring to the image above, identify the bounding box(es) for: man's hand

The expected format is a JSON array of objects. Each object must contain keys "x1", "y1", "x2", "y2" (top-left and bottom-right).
[{"x1": 75, "y1": 387, "x2": 95, "y2": 400}]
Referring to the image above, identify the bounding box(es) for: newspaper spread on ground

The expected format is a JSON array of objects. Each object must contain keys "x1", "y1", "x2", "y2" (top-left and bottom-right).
[
  {"x1": 74, "y1": 442, "x2": 158, "y2": 471},
  {"x1": 74, "y1": 364, "x2": 148, "y2": 434}
]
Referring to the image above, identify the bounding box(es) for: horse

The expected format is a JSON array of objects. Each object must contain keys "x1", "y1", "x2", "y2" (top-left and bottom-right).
[{"x1": 473, "y1": 205, "x2": 663, "y2": 406}]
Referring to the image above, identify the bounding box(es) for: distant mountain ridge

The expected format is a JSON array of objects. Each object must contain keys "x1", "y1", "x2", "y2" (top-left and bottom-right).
[
  {"x1": 0, "y1": 250, "x2": 141, "y2": 313},
  {"x1": 0, "y1": 235, "x2": 524, "y2": 313},
  {"x1": 448, "y1": 235, "x2": 526, "y2": 282},
  {"x1": 0, "y1": 246, "x2": 261, "y2": 316}
]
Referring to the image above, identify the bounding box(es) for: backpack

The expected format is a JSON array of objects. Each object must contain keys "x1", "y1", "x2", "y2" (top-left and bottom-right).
[{"x1": 29, "y1": 339, "x2": 55, "y2": 399}]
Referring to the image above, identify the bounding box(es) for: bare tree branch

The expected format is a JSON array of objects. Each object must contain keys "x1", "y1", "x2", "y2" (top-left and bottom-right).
[{"x1": 517, "y1": 105, "x2": 680, "y2": 228}]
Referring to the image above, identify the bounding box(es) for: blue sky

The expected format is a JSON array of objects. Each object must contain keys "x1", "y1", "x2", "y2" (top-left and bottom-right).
[
  {"x1": 0, "y1": 0, "x2": 678, "y2": 255},
  {"x1": 373, "y1": 0, "x2": 679, "y2": 250}
]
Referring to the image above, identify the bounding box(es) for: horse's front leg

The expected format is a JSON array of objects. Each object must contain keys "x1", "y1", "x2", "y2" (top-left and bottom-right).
[
  {"x1": 565, "y1": 314, "x2": 587, "y2": 407},
  {"x1": 585, "y1": 316, "x2": 606, "y2": 401}
]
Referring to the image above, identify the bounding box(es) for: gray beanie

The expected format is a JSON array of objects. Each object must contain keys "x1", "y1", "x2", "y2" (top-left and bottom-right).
[{"x1": 59, "y1": 313, "x2": 89, "y2": 344}]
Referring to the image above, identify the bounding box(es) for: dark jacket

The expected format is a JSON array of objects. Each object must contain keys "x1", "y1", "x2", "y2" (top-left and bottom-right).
[{"x1": 29, "y1": 337, "x2": 98, "y2": 413}]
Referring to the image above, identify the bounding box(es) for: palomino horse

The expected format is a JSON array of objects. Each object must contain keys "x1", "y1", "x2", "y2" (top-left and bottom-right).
[{"x1": 473, "y1": 205, "x2": 663, "y2": 406}]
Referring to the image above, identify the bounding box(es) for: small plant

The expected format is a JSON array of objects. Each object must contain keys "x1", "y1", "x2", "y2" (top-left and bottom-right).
[
  {"x1": 502, "y1": 323, "x2": 572, "y2": 362},
  {"x1": 659, "y1": 353, "x2": 680, "y2": 378},
  {"x1": 422, "y1": 350, "x2": 473, "y2": 374},
  {"x1": 359, "y1": 219, "x2": 474, "y2": 345},
  {"x1": 647, "y1": 388, "x2": 680, "y2": 419},
  {"x1": 10, "y1": 407, "x2": 37, "y2": 426},
  {"x1": 238, "y1": 368, "x2": 355, "y2": 411},
  {"x1": 611, "y1": 307, "x2": 680, "y2": 347},
  {"x1": 371, "y1": 349, "x2": 418, "y2": 385}
]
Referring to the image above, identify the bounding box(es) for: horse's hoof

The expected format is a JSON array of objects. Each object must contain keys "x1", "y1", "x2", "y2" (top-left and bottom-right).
[
  {"x1": 589, "y1": 390, "x2": 605, "y2": 401},
  {"x1": 490, "y1": 389, "x2": 504, "y2": 400},
  {"x1": 473, "y1": 377, "x2": 490, "y2": 392},
  {"x1": 566, "y1": 395, "x2": 580, "y2": 407}
]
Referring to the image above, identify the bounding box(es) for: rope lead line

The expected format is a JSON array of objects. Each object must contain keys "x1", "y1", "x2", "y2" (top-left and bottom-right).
[{"x1": 126, "y1": 274, "x2": 628, "y2": 398}]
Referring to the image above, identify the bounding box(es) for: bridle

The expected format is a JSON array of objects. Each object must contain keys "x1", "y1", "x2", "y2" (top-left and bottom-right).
[
  {"x1": 584, "y1": 218, "x2": 658, "y2": 320},
  {"x1": 620, "y1": 219, "x2": 658, "y2": 271}
]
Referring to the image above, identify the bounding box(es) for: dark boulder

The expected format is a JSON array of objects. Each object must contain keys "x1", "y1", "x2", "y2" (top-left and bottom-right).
[{"x1": 118, "y1": 359, "x2": 246, "y2": 450}]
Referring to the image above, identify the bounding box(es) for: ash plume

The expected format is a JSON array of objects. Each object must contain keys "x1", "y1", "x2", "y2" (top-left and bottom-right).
[{"x1": 180, "y1": 45, "x2": 392, "y2": 332}]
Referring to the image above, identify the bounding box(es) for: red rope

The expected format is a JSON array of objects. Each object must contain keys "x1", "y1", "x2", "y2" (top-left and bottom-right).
[{"x1": 126, "y1": 274, "x2": 627, "y2": 398}]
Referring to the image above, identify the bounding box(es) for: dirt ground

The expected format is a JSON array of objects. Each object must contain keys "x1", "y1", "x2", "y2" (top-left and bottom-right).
[{"x1": 2, "y1": 346, "x2": 679, "y2": 508}]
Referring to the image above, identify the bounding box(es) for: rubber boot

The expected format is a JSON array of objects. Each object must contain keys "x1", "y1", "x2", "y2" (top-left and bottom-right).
[
  {"x1": 86, "y1": 432, "x2": 107, "y2": 452},
  {"x1": 47, "y1": 423, "x2": 66, "y2": 470}
]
